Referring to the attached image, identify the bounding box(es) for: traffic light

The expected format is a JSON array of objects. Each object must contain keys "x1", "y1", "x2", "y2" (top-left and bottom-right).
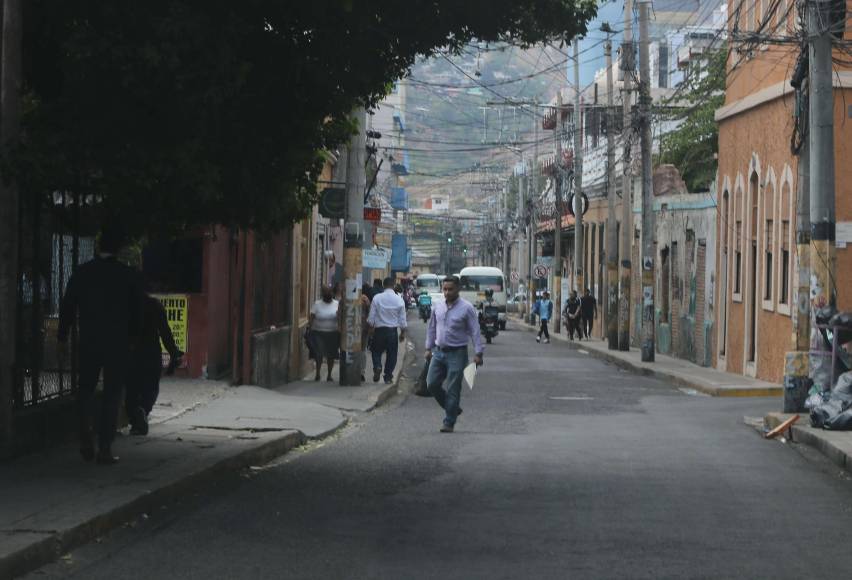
[
  {"x1": 463, "y1": 246, "x2": 468, "y2": 254},
  {"x1": 447, "y1": 236, "x2": 453, "y2": 243}
]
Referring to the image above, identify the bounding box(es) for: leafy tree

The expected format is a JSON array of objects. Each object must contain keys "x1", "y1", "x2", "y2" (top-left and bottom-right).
[
  {"x1": 658, "y1": 46, "x2": 726, "y2": 192},
  {"x1": 8, "y1": 0, "x2": 596, "y2": 234}
]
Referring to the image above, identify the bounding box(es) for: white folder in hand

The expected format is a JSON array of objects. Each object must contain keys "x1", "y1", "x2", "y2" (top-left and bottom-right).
[{"x1": 463, "y1": 363, "x2": 477, "y2": 390}]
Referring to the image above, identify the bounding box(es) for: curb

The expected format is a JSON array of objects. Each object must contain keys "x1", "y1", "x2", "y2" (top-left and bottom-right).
[
  {"x1": 0, "y1": 430, "x2": 305, "y2": 580},
  {"x1": 764, "y1": 413, "x2": 852, "y2": 474},
  {"x1": 509, "y1": 317, "x2": 782, "y2": 398},
  {"x1": 4, "y1": 345, "x2": 414, "y2": 579}
]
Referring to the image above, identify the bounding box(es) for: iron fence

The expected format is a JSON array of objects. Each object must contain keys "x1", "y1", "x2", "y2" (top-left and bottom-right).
[{"x1": 14, "y1": 191, "x2": 94, "y2": 408}]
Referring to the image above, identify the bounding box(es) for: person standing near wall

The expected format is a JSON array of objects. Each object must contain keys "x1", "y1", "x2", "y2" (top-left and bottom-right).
[
  {"x1": 367, "y1": 277, "x2": 407, "y2": 384},
  {"x1": 309, "y1": 285, "x2": 340, "y2": 381}
]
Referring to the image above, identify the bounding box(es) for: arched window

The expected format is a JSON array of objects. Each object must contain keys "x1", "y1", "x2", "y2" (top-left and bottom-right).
[
  {"x1": 777, "y1": 169, "x2": 794, "y2": 314},
  {"x1": 733, "y1": 182, "x2": 744, "y2": 301},
  {"x1": 762, "y1": 170, "x2": 776, "y2": 309}
]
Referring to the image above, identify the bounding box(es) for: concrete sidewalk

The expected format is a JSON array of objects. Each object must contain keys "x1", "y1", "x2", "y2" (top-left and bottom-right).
[
  {"x1": 0, "y1": 348, "x2": 409, "y2": 579},
  {"x1": 509, "y1": 316, "x2": 782, "y2": 397},
  {"x1": 763, "y1": 412, "x2": 852, "y2": 475}
]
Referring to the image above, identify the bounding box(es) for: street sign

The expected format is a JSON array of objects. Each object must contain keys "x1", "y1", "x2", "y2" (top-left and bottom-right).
[
  {"x1": 510, "y1": 271, "x2": 519, "y2": 281},
  {"x1": 363, "y1": 207, "x2": 381, "y2": 221},
  {"x1": 533, "y1": 264, "x2": 549, "y2": 279},
  {"x1": 362, "y1": 248, "x2": 387, "y2": 269}
]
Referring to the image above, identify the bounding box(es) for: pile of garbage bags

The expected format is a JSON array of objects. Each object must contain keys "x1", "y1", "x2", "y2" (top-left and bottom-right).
[{"x1": 807, "y1": 371, "x2": 852, "y2": 430}]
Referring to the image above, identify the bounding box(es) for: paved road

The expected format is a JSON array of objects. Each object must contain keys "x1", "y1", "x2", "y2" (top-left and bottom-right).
[{"x1": 28, "y1": 315, "x2": 852, "y2": 579}]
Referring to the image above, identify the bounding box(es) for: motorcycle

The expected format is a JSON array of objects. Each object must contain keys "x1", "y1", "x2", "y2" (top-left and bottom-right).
[
  {"x1": 479, "y1": 303, "x2": 500, "y2": 344},
  {"x1": 418, "y1": 294, "x2": 433, "y2": 322}
]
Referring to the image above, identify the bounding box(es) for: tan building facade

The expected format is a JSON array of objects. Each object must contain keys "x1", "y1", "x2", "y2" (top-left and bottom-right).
[{"x1": 715, "y1": 1, "x2": 852, "y2": 383}]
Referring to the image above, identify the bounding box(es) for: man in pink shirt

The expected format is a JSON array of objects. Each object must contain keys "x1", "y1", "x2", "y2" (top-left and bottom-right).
[{"x1": 425, "y1": 276, "x2": 483, "y2": 433}]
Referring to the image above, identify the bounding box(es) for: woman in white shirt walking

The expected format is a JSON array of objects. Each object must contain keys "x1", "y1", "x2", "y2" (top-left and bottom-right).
[{"x1": 309, "y1": 286, "x2": 340, "y2": 381}]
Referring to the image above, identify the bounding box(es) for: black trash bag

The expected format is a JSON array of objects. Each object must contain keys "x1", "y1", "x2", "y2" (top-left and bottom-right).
[
  {"x1": 824, "y1": 408, "x2": 852, "y2": 431},
  {"x1": 810, "y1": 371, "x2": 852, "y2": 428},
  {"x1": 414, "y1": 360, "x2": 431, "y2": 397}
]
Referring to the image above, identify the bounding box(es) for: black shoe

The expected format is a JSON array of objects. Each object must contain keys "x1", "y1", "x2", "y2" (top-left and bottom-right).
[
  {"x1": 80, "y1": 442, "x2": 95, "y2": 462},
  {"x1": 79, "y1": 429, "x2": 95, "y2": 462},
  {"x1": 384, "y1": 377, "x2": 393, "y2": 385},
  {"x1": 95, "y1": 450, "x2": 120, "y2": 465},
  {"x1": 129, "y1": 407, "x2": 149, "y2": 436},
  {"x1": 440, "y1": 424, "x2": 454, "y2": 433},
  {"x1": 373, "y1": 369, "x2": 381, "y2": 382}
]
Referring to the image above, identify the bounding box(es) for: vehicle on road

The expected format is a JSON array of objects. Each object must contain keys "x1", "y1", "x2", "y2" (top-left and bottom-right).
[
  {"x1": 459, "y1": 266, "x2": 508, "y2": 330},
  {"x1": 417, "y1": 292, "x2": 433, "y2": 322}
]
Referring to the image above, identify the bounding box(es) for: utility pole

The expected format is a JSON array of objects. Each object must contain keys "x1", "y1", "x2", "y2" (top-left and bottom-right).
[
  {"x1": 572, "y1": 39, "x2": 584, "y2": 297},
  {"x1": 340, "y1": 107, "x2": 367, "y2": 386},
  {"x1": 604, "y1": 29, "x2": 618, "y2": 350},
  {"x1": 808, "y1": 0, "x2": 837, "y2": 390},
  {"x1": 785, "y1": 43, "x2": 810, "y2": 411},
  {"x1": 0, "y1": 0, "x2": 22, "y2": 455},
  {"x1": 553, "y1": 92, "x2": 563, "y2": 333},
  {"x1": 618, "y1": 0, "x2": 635, "y2": 351},
  {"x1": 638, "y1": 0, "x2": 655, "y2": 362},
  {"x1": 529, "y1": 99, "x2": 540, "y2": 324}
]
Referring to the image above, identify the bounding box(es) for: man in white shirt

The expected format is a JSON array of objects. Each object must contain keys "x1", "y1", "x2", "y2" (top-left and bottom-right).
[{"x1": 367, "y1": 277, "x2": 407, "y2": 384}]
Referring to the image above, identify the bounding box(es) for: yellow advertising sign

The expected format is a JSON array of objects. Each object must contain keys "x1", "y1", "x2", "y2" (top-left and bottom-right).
[{"x1": 154, "y1": 294, "x2": 188, "y2": 354}]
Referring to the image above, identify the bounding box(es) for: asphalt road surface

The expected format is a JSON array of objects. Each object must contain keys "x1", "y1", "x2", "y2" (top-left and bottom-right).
[{"x1": 28, "y1": 314, "x2": 852, "y2": 579}]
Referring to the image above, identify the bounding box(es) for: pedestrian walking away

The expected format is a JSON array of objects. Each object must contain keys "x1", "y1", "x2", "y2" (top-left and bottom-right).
[
  {"x1": 58, "y1": 223, "x2": 144, "y2": 465},
  {"x1": 536, "y1": 291, "x2": 553, "y2": 343},
  {"x1": 564, "y1": 290, "x2": 582, "y2": 340},
  {"x1": 126, "y1": 289, "x2": 184, "y2": 436},
  {"x1": 425, "y1": 275, "x2": 484, "y2": 433},
  {"x1": 309, "y1": 285, "x2": 341, "y2": 381},
  {"x1": 580, "y1": 287, "x2": 597, "y2": 339},
  {"x1": 367, "y1": 277, "x2": 407, "y2": 384}
]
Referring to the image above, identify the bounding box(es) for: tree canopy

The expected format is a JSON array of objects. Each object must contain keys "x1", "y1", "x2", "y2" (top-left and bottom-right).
[
  {"x1": 9, "y1": 0, "x2": 597, "y2": 234},
  {"x1": 658, "y1": 46, "x2": 726, "y2": 192}
]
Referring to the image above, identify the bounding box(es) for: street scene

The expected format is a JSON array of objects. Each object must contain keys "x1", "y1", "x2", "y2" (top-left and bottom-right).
[{"x1": 2, "y1": 0, "x2": 852, "y2": 578}]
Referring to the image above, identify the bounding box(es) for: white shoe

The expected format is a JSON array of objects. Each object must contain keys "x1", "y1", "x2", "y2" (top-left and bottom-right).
[
  {"x1": 536, "y1": 336, "x2": 541, "y2": 343},
  {"x1": 544, "y1": 339, "x2": 550, "y2": 344}
]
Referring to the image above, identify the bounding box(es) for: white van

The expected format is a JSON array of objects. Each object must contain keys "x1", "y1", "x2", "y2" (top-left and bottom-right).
[
  {"x1": 459, "y1": 266, "x2": 508, "y2": 329},
  {"x1": 416, "y1": 273, "x2": 444, "y2": 303}
]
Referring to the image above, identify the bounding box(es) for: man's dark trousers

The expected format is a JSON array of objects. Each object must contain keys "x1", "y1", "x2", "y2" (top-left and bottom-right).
[
  {"x1": 371, "y1": 327, "x2": 399, "y2": 381},
  {"x1": 538, "y1": 319, "x2": 550, "y2": 340},
  {"x1": 77, "y1": 349, "x2": 127, "y2": 451},
  {"x1": 582, "y1": 316, "x2": 593, "y2": 339},
  {"x1": 126, "y1": 354, "x2": 162, "y2": 416}
]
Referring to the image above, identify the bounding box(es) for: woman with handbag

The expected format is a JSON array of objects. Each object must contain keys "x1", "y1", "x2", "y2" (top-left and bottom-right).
[{"x1": 309, "y1": 286, "x2": 340, "y2": 381}]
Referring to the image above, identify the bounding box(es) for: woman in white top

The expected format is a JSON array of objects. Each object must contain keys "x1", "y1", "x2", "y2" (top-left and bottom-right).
[{"x1": 309, "y1": 285, "x2": 340, "y2": 381}]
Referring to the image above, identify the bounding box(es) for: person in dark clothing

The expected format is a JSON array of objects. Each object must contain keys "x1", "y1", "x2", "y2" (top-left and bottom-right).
[
  {"x1": 564, "y1": 290, "x2": 582, "y2": 340},
  {"x1": 580, "y1": 288, "x2": 598, "y2": 339},
  {"x1": 369, "y1": 278, "x2": 384, "y2": 301},
  {"x1": 125, "y1": 293, "x2": 183, "y2": 435},
  {"x1": 58, "y1": 225, "x2": 144, "y2": 464}
]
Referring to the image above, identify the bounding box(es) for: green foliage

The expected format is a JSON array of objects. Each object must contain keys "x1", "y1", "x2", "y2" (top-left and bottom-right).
[
  {"x1": 9, "y1": 0, "x2": 597, "y2": 235},
  {"x1": 658, "y1": 47, "x2": 727, "y2": 192}
]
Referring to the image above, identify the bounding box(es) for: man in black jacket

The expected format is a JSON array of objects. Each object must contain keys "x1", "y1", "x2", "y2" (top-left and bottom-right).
[{"x1": 58, "y1": 225, "x2": 143, "y2": 464}]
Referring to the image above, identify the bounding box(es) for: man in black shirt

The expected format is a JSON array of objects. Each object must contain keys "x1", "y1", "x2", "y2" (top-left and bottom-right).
[
  {"x1": 564, "y1": 290, "x2": 582, "y2": 340},
  {"x1": 580, "y1": 288, "x2": 598, "y2": 339},
  {"x1": 58, "y1": 225, "x2": 143, "y2": 464}
]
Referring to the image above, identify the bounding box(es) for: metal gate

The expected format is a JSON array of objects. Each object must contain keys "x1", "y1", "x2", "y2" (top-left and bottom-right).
[{"x1": 14, "y1": 191, "x2": 94, "y2": 408}]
